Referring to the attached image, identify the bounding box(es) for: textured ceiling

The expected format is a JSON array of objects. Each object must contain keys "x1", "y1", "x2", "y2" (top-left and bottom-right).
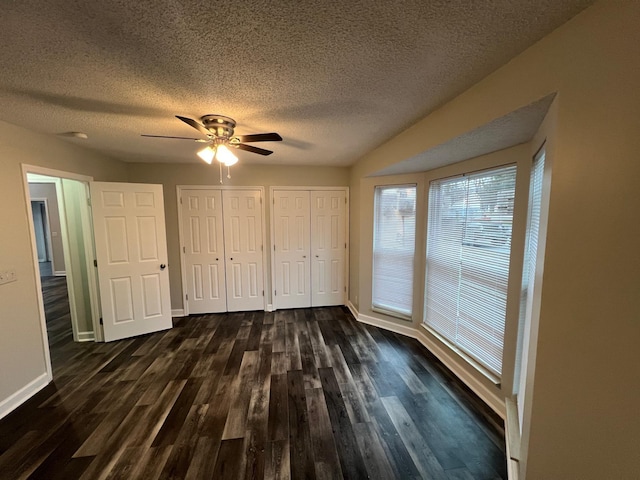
[
  {"x1": 0, "y1": 0, "x2": 593, "y2": 167},
  {"x1": 371, "y1": 94, "x2": 556, "y2": 176}
]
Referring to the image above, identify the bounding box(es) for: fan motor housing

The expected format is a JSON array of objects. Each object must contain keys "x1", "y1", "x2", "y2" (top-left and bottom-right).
[{"x1": 201, "y1": 114, "x2": 236, "y2": 138}]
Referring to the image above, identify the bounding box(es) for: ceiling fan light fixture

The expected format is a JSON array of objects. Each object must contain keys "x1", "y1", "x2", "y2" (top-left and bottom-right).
[
  {"x1": 216, "y1": 144, "x2": 238, "y2": 166},
  {"x1": 197, "y1": 145, "x2": 215, "y2": 164}
]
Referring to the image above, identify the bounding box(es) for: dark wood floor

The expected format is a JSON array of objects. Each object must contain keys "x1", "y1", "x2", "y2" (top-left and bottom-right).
[{"x1": 0, "y1": 279, "x2": 507, "y2": 479}]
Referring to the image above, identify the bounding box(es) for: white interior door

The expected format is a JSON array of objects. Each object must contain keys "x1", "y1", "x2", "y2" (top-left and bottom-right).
[
  {"x1": 273, "y1": 190, "x2": 311, "y2": 309},
  {"x1": 181, "y1": 189, "x2": 227, "y2": 314},
  {"x1": 91, "y1": 182, "x2": 172, "y2": 341},
  {"x1": 222, "y1": 190, "x2": 265, "y2": 311},
  {"x1": 311, "y1": 190, "x2": 347, "y2": 307}
]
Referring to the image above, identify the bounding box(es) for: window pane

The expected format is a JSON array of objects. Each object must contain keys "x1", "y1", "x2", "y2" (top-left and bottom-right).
[
  {"x1": 372, "y1": 185, "x2": 416, "y2": 317},
  {"x1": 515, "y1": 150, "x2": 545, "y2": 425},
  {"x1": 424, "y1": 165, "x2": 516, "y2": 377}
]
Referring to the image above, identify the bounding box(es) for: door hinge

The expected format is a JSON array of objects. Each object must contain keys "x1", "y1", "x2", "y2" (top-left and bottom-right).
[
  {"x1": 99, "y1": 317, "x2": 103, "y2": 325},
  {"x1": 261, "y1": 245, "x2": 263, "y2": 252},
  {"x1": 273, "y1": 245, "x2": 276, "y2": 251},
  {"x1": 274, "y1": 290, "x2": 277, "y2": 296},
  {"x1": 87, "y1": 197, "x2": 92, "y2": 207},
  {"x1": 345, "y1": 243, "x2": 347, "y2": 248},
  {"x1": 180, "y1": 197, "x2": 183, "y2": 204},
  {"x1": 344, "y1": 286, "x2": 347, "y2": 292},
  {"x1": 186, "y1": 294, "x2": 188, "y2": 300},
  {"x1": 183, "y1": 246, "x2": 186, "y2": 253},
  {"x1": 262, "y1": 290, "x2": 264, "y2": 296},
  {"x1": 93, "y1": 259, "x2": 97, "y2": 267}
]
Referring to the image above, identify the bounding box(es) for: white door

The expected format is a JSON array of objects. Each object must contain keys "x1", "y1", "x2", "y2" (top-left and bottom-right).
[
  {"x1": 222, "y1": 190, "x2": 265, "y2": 311},
  {"x1": 181, "y1": 189, "x2": 227, "y2": 314},
  {"x1": 91, "y1": 182, "x2": 172, "y2": 341},
  {"x1": 311, "y1": 190, "x2": 347, "y2": 307},
  {"x1": 273, "y1": 190, "x2": 311, "y2": 309}
]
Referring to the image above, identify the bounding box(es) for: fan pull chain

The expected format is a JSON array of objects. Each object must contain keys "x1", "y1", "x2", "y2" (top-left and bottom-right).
[
  {"x1": 227, "y1": 165, "x2": 231, "y2": 179},
  {"x1": 219, "y1": 162, "x2": 223, "y2": 184}
]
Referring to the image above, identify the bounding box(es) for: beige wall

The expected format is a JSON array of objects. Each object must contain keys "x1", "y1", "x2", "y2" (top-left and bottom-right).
[
  {"x1": 126, "y1": 162, "x2": 349, "y2": 309},
  {"x1": 349, "y1": 1, "x2": 640, "y2": 478},
  {"x1": 61, "y1": 179, "x2": 95, "y2": 336},
  {"x1": 28, "y1": 183, "x2": 65, "y2": 274},
  {"x1": 0, "y1": 120, "x2": 127, "y2": 409}
]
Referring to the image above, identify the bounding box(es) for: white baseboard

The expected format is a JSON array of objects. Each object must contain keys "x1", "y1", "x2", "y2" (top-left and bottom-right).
[
  {"x1": 54, "y1": 271, "x2": 66, "y2": 276},
  {"x1": 357, "y1": 311, "x2": 416, "y2": 338},
  {"x1": 346, "y1": 301, "x2": 358, "y2": 320},
  {"x1": 76, "y1": 331, "x2": 95, "y2": 342},
  {"x1": 0, "y1": 373, "x2": 50, "y2": 420},
  {"x1": 172, "y1": 309, "x2": 185, "y2": 318},
  {"x1": 347, "y1": 301, "x2": 505, "y2": 419}
]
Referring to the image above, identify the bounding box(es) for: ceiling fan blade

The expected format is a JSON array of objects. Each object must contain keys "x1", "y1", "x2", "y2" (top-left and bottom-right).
[
  {"x1": 236, "y1": 143, "x2": 273, "y2": 156},
  {"x1": 141, "y1": 134, "x2": 205, "y2": 141},
  {"x1": 236, "y1": 133, "x2": 282, "y2": 143},
  {"x1": 176, "y1": 115, "x2": 211, "y2": 136}
]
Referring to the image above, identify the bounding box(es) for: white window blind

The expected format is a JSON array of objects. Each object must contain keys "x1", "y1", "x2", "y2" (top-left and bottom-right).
[
  {"x1": 424, "y1": 165, "x2": 516, "y2": 377},
  {"x1": 372, "y1": 185, "x2": 416, "y2": 318},
  {"x1": 515, "y1": 150, "x2": 545, "y2": 423}
]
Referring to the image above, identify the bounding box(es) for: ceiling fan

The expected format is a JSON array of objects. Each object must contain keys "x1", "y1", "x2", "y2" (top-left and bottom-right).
[{"x1": 142, "y1": 114, "x2": 282, "y2": 165}]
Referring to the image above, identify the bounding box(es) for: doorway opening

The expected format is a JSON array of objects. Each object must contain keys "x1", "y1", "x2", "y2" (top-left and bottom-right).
[{"x1": 22, "y1": 165, "x2": 103, "y2": 380}]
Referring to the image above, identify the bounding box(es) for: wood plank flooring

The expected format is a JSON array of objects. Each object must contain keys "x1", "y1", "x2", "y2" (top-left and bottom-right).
[{"x1": 0, "y1": 280, "x2": 507, "y2": 479}]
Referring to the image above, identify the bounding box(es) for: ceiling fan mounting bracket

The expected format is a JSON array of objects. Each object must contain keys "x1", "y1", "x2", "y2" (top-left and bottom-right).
[{"x1": 200, "y1": 114, "x2": 236, "y2": 138}]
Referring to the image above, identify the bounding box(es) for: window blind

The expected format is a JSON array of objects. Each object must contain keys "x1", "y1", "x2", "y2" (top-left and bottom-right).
[
  {"x1": 515, "y1": 150, "x2": 545, "y2": 402},
  {"x1": 372, "y1": 185, "x2": 417, "y2": 317},
  {"x1": 424, "y1": 165, "x2": 516, "y2": 377}
]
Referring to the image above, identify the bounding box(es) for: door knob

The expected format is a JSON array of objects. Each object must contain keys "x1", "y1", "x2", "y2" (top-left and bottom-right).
[
  {"x1": 315, "y1": 255, "x2": 319, "y2": 258},
  {"x1": 216, "y1": 258, "x2": 219, "y2": 261},
  {"x1": 160, "y1": 264, "x2": 166, "y2": 270},
  {"x1": 303, "y1": 255, "x2": 306, "y2": 258}
]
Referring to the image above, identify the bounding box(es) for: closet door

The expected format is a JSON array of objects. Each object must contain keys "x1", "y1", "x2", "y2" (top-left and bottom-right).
[
  {"x1": 223, "y1": 190, "x2": 265, "y2": 311},
  {"x1": 273, "y1": 190, "x2": 311, "y2": 309},
  {"x1": 181, "y1": 189, "x2": 227, "y2": 314},
  {"x1": 311, "y1": 190, "x2": 346, "y2": 306}
]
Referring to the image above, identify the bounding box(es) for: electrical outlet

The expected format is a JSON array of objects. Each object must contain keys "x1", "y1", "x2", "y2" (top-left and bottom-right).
[{"x1": 0, "y1": 269, "x2": 17, "y2": 285}]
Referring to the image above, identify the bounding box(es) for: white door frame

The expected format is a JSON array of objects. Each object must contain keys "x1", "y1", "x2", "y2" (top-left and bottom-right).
[
  {"x1": 269, "y1": 186, "x2": 349, "y2": 311},
  {"x1": 21, "y1": 164, "x2": 103, "y2": 382},
  {"x1": 177, "y1": 185, "x2": 268, "y2": 315}
]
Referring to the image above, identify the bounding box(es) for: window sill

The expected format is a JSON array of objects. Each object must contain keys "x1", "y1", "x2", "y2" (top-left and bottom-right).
[
  {"x1": 419, "y1": 323, "x2": 501, "y2": 386},
  {"x1": 371, "y1": 306, "x2": 412, "y2": 322}
]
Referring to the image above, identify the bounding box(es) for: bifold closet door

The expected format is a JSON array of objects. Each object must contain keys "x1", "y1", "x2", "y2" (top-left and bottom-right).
[
  {"x1": 273, "y1": 190, "x2": 311, "y2": 309},
  {"x1": 223, "y1": 190, "x2": 265, "y2": 312},
  {"x1": 181, "y1": 190, "x2": 227, "y2": 314},
  {"x1": 311, "y1": 190, "x2": 346, "y2": 307}
]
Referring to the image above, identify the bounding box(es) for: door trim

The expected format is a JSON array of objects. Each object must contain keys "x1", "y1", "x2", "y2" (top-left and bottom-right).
[
  {"x1": 269, "y1": 186, "x2": 349, "y2": 311},
  {"x1": 177, "y1": 185, "x2": 268, "y2": 315}
]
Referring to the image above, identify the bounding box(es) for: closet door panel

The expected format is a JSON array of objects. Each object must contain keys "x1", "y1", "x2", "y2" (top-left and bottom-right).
[
  {"x1": 311, "y1": 191, "x2": 346, "y2": 307},
  {"x1": 223, "y1": 190, "x2": 265, "y2": 311},
  {"x1": 181, "y1": 189, "x2": 227, "y2": 313},
  {"x1": 273, "y1": 190, "x2": 311, "y2": 309}
]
